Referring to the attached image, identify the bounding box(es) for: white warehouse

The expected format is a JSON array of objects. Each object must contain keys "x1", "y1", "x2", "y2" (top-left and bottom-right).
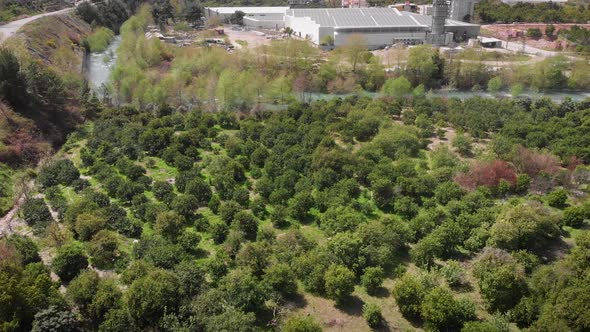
[
  {"x1": 205, "y1": 6, "x2": 480, "y2": 48},
  {"x1": 285, "y1": 8, "x2": 480, "y2": 49}
]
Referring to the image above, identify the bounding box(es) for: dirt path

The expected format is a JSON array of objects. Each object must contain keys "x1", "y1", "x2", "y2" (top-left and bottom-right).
[
  {"x1": 0, "y1": 7, "x2": 75, "y2": 44},
  {"x1": 0, "y1": 192, "x2": 27, "y2": 237}
]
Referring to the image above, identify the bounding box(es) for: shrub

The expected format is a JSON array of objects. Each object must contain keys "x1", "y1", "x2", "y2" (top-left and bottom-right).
[
  {"x1": 473, "y1": 248, "x2": 527, "y2": 313},
  {"x1": 270, "y1": 205, "x2": 289, "y2": 228},
  {"x1": 361, "y1": 266, "x2": 385, "y2": 295},
  {"x1": 38, "y1": 159, "x2": 80, "y2": 188},
  {"x1": 490, "y1": 202, "x2": 560, "y2": 252},
  {"x1": 452, "y1": 135, "x2": 473, "y2": 156},
  {"x1": 86, "y1": 27, "x2": 115, "y2": 52},
  {"x1": 6, "y1": 235, "x2": 41, "y2": 265},
  {"x1": 439, "y1": 260, "x2": 466, "y2": 288},
  {"x1": 88, "y1": 230, "x2": 120, "y2": 269},
  {"x1": 74, "y1": 213, "x2": 106, "y2": 241},
  {"x1": 232, "y1": 211, "x2": 258, "y2": 241},
  {"x1": 363, "y1": 303, "x2": 383, "y2": 328},
  {"x1": 282, "y1": 315, "x2": 322, "y2": 332},
  {"x1": 455, "y1": 160, "x2": 517, "y2": 191},
  {"x1": 324, "y1": 264, "x2": 355, "y2": 305},
  {"x1": 421, "y1": 287, "x2": 476, "y2": 331},
  {"x1": 53, "y1": 243, "x2": 88, "y2": 282},
  {"x1": 545, "y1": 188, "x2": 568, "y2": 209},
  {"x1": 562, "y1": 205, "x2": 588, "y2": 228},
  {"x1": 392, "y1": 273, "x2": 428, "y2": 319},
  {"x1": 152, "y1": 180, "x2": 173, "y2": 202},
  {"x1": 512, "y1": 146, "x2": 560, "y2": 178},
  {"x1": 21, "y1": 198, "x2": 53, "y2": 234}
]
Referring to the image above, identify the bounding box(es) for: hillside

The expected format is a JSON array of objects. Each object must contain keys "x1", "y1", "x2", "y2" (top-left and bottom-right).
[
  {"x1": 0, "y1": 13, "x2": 90, "y2": 169},
  {"x1": 1, "y1": 3, "x2": 590, "y2": 332}
]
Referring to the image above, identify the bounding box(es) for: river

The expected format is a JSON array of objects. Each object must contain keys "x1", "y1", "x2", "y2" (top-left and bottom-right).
[
  {"x1": 86, "y1": 35, "x2": 121, "y2": 90},
  {"x1": 86, "y1": 37, "x2": 590, "y2": 103}
]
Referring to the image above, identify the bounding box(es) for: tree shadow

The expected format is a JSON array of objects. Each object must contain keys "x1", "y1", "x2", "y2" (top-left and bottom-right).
[
  {"x1": 374, "y1": 321, "x2": 395, "y2": 332},
  {"x1": 372, "y1": 286, "x2": 391, "y2": 298},
  {"x1": 336, "y1": 295, "x2": 364, "y2": 317},
  {"x1": 537, "y1": 236, "x2": 571, "y2": 263},
  {"x1": 194, "y1": 247, "x2": 210, "y2": 259},
  {"x1": 288, "y1": 292, "x2": 308, "y2": 309},
  {"x1": 452, "y1": 282, "x2": 474, "y2": 293}
]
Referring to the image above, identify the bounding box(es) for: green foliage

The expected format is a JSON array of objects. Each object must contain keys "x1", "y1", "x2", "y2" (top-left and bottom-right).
[
  {"x1": 490, "y1": 202, "x2": 560, "y2": 252},
  {"x1": 155, "y1": 211, "x2": 185, "y2": 241},
  {"x1": 74, "y1": 213, "x2": 106, "y2": 241},
  {"x1": 232, "y1": 211, "x2": 259, "y2": 241},
  {"x1": 282, "y1": 315, "x2": 323, "y2": 332},
  {"x1": 440, "y1": 260, "x2": 466, "y2": 288},
  {"x1": 0, "y1": 163, "x2": 13, "y2": 214},
  {"x1": 421, "y1": 287, "x2": 476, "y2": 332},
  {"x1": 475, "y1": 0, "x2": 590, "y2": 24},
  {"x1": 324, "y1": 264, "x2": 355, "y2": 305},
  {"x1": 38, "y1": 159, "x2": 80, "y2": 188},
  {"x1": 452, "y1": 134, "x2": 473, "y2": 157},
  {"x1": 361, "y1": 266, "x2": 384, "y2": 295},
  {"x1": 52, "y1": 243, "x2": 88, "y2": 282},
  {"x1": 0, "y1": 261, "x2": 65, "y2": 331},
  {"x1": 126, "y1": 269, "x2": 180, "y2": 328},
  {"x1": 31, "y1": 306, "x2": 80, "y2": 332},
  {"x1": 263, "y1": 263, "x2": 298, "y2": 299},
  {"x1": 473, "y1": 248, "x2": 527, "y2": 313},
  {"x1": 381, "y1": 76, "x2": 411, "y2": 98},
  {"x1": 392, "y1": 273, "x2": 428, "y2": 319},
  {"x1": 86, "y1": 27, "x2": 115, "y2": 53},
  {"x1": 21, "y1": 198, "x2": 52, "y2": 234},
  {"x1": 88, "y1": 230, "x2": 121, "y2": 270},
  {"x1": 487, "y1": 77, "x2": 503, "y2": 93},
  {"x1": 220, "y1": 268, "x2": 268, "y2": 313},
  {"x1": 546, "y1": 188, "x2": 568, "y2": 209},
  {"x1": 562, "y1": 204, "x2": 589, "y2": 228},
  {"x1": 6, "y1": 235, "x2": 41, "y2": 265},
  {"x1": 363, "y1": 303, "x2": 383, "y2": 328}
]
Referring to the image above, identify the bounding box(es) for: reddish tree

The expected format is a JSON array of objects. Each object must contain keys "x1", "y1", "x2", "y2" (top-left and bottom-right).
[
  {"x1": 455, "y1": 160, "x2": 517, "y2": 191},
  {"x1": 512, "y1": 146, "x2": 560, "y2": 178},
  {"x1": 566, "y1": 156, "x2": 583, "y2": 172}
]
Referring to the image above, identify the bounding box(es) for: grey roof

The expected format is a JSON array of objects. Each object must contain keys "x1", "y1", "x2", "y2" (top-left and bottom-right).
[
  {"x1": 286, "y1": 8, "x2": 479, "y2": 29},
  {"x1": 207, "y1": 7, "x2": 290, "y2": 14}
]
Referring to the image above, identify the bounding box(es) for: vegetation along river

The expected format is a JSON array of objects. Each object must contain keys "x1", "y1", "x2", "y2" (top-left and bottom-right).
[{"x1": 87, "y1": 37, "x2": 590, "y2": 103}]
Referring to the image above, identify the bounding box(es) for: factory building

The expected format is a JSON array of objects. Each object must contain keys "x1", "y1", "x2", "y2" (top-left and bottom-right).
[
  {"x1": 205, "y1": 7, "x2": 289, "y2": 21},
  {"x1": 449, "y1": 0, "x2": 479, "y2": 22},
  {"x1": 205, "y1": 6, "x2": 480, "y2": 48},
  {"x1": 285, "y1": 8, "x2": 479, "y2": 48}
]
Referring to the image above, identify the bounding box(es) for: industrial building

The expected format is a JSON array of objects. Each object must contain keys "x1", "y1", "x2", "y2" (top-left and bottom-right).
[
  {"x1": 285, "y1": 7, "x2": 479, "y2": 48},
  {"x1": 205, "y1": 4, "x2": 480, "y2": 48},
  {"x1": 449, "y1": 0, "x2": 479, "y2": 22}
]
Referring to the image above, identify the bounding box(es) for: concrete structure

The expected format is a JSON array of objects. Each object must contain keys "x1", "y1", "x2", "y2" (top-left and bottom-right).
[
  {"x1": 501, "y1": 0, "x2": 566, "y2": 3},
  {"x1": 205, "y1": 7, "x2": 289, "y2": 22},
  {"x1": 284, "y1": 7, "x2": 480, "y2": 48},
  {"x1": 426, "y1": 0, "x2": 451, "y2": 45},
  {"x1": 418, "y1": 4, "x2": 433, "y2": 15},
  {"x1": 449, "y1": 0, "x2": 479, "y2": 22},
  {"x1": 478, "y1": 36, "x2": 503, "y2": 48},
  {"x1": 205, "y1": 6, "x2": 480, "y2": 48},
  {"x1": 342, "y1": 0, "x2": 368, "y2": 8},
  {"x1": 243, "y1": 13, "x2": 286, "y2": 29}
]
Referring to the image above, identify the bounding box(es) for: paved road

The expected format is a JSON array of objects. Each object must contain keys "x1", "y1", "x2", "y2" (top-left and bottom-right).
[{"x1": 0, "y1": 7, "x2": 74, "y2": 44}]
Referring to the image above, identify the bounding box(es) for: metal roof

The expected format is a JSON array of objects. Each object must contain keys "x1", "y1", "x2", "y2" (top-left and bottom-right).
[
  {"x1": 206, "y1": 7, "x2": 290, "y2": 15},
  {"x1": 286, "y1": 8, "x2": 479, "y2": 29}
]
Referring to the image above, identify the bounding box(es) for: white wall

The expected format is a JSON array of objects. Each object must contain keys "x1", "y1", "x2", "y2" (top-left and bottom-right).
[
  {"x1": 285, "y1": 15, "x2": 322, "y2": 43},
  {"x1": 243, "y1": 17, "x2": 285, "y2": 29},
  {"x1": 334, "y1": 31, "x2": 428, "y2": 49}
]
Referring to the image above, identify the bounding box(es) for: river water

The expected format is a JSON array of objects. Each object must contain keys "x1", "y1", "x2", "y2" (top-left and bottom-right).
[
  {"x1": 86, "y1": 35, "x2": 121, "y2": 90},
  {"x1": 86, "y1": 36, "x2": 590, "y2": 103}
]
